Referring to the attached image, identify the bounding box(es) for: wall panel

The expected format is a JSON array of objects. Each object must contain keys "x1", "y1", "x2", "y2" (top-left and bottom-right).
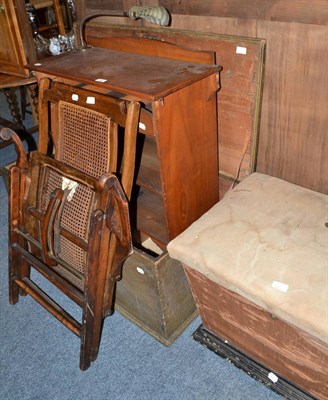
[
  {"x1": 169, "y1": 15, "x2": 257, "y2": 37},
  {"x1": 256, "y1": 21, "x2": 328, "y2": 192},
  {"x1": 77, "y1": 0, "x2": 328, "y2": 193},
  {"x1": 160, "y1": 0, "x2": 328, "y2": 25}
]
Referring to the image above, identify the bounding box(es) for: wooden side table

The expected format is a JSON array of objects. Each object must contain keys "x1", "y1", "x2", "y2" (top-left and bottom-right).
[{"x1": 28, "y1": 44, "x2": 222, "y2": 344}]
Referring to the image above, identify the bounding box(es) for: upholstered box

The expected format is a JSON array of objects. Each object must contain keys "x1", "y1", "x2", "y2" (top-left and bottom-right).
[{"x1": 168, "y1": 172, "x2": 328, "y2": 399}]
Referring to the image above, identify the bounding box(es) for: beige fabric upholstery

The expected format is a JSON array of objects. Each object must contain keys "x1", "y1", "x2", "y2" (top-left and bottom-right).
[{"x1": 167, "y1": 173, "x2": 328, "y2": 344}]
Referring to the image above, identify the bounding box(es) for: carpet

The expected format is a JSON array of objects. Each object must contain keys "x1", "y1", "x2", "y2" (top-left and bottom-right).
[{"x1": 0, "y1": 90, "x2": 282, "y2": 400}]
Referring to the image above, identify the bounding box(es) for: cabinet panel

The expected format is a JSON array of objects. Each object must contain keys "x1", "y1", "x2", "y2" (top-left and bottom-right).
[
  {"x1": 155, "y1": 75, "x2": 219, "y2": 238},
  {"x1": 135, "y1": 189, "x2": 169, "y2": 245},
  {"x1": 136, "y1": 136, "x2": 162, "y2": 195},
  {"x1": 0, "y1": 0, "x2": 27, "y2": 76}
]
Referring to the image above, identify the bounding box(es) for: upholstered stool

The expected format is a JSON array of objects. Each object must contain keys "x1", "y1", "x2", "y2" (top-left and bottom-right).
[{"x1": 168, "y1": 172, "x2": 328, "y2": 399}]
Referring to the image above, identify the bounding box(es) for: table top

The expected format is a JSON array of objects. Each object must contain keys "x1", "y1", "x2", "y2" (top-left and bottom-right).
[
  {"x1": 0, "y1": 73, "x2": 37, "y2": 90},
  {"x1": 27, "y1": 47, "x2": 221, "y2": 102}
]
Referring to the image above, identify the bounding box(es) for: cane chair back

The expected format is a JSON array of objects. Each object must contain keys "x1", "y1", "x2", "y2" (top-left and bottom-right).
[
  {"x1": 38, "y1": 79, "x2": 140, "y2": 200},
  {"x1": 1, "y1": 82, "x2": 140, "y2": 370}
]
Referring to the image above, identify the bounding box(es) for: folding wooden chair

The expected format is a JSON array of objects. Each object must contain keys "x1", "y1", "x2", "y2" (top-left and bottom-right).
[{"x1": 1, "y1": 81, "x2": 140, "y2": 370}]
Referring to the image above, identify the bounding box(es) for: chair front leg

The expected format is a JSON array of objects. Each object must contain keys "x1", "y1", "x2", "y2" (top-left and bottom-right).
[
  {"x1": 8, "y1": 166, "x2": 24, "y2": 304},
  {"x1": 80, "y1": 209, "x2": 107, "y2": 371},
  {"x1": 1, "y1": 128, "x2": 30, "y2": 301},
  {"x1": 18, "y1": 249, "x2": 31, "y2": 297}
]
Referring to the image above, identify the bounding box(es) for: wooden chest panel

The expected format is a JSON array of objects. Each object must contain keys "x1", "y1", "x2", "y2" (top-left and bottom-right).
[{"x1": 184, "y1": 266, "x2": 328, "y2": 400}]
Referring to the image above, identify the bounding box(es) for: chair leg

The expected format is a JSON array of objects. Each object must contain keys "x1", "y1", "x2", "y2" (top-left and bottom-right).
[
  {"x1": 79, "y1": 305, "x2": 103, "y2": 371},
  {"x1": 80, "y1": 280, "x2": 105, "y2": 370},
  {"x1": 8, "y1": 166, "x2": 23, "y2": 304},
  {"x1": 8, "y1": 246, "x2": 30, "y2": 300},
  {"x1": 19, "y1": 258, "x2": 31, "y2": 297},
  {"x1": 8, "y1": 247, "x2": 20, "y2": 304},
  {"x1": 4, "y1": 88, "x2": 25, "y2": 132},
  {"x1": 90, "y1": 317, "x2": 104, "y2": 362},
  {"x1": 79, "y1": 210, "x2": 109, "y2": 370},
  {"x1": 20, "y1": 86, "x2": 27, "y2": 121},
  {"x1": 27, "y1": 83, "x2": 39, "y2": 122}
]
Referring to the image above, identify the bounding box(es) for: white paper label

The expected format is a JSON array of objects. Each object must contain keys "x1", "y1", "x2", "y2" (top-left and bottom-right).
[
  {"x1": 71, "y1": 94, "x2": 79, "y2": 101},
  {"x1": 136, "y1": 267, "x2": 145, "y2": 275},
  {"x1": 95, "y1": 78, "x2": 107, "y2": 83},
  {"x1": 139, "y1": 122, "x2": 146, "y2": 130},
  {"x1": 268, "y1": 372, "x2": 279, "y2": 383},
  {"x1": 34, "y1": 63, "x2": 42, "y2": 66},
  {"x1": 236, "y1": 46, "x2": 247, "y2": 55},
  {"x1": 272, "y1": 281, "x2": 289, "y2": 293},
  {"x1": 62, "y1": 177, "x2": 78, "y2": 201},
  {"x1": 86, "y1": 96, "x2": 95, "y2": 104}
]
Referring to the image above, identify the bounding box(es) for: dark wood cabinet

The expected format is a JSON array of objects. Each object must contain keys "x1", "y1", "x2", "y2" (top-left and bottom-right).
[
  {"x1": 0, "y1": 0, "x2": 37, "y2": 76},
  {"x1": 0, "y1": 0, "x2": 26, "y2": 76},
  {"x1": 0, "y1": 0, "x2": 38, "y2": 137}
]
